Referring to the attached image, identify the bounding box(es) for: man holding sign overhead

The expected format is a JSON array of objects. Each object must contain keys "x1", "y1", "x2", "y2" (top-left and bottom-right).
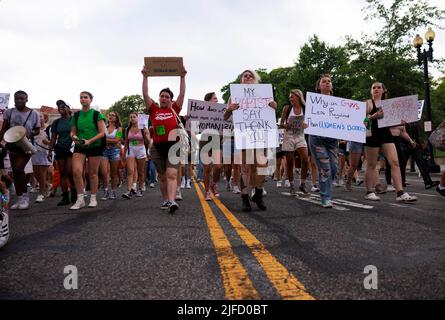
[{"x1": 224, "y1": 69, "x2": 277, "y2": 212}]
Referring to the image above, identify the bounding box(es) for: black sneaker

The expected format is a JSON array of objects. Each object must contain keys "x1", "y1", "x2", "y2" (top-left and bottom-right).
[
  {"x1": 122, "y1": 191, "x2": 132, "y2": 199},
  {"x1": 425, "y1": 181, "x2": 440, "y2": 189},
  {"x1": 299, "y1": 184, "x2": 309, "y2": 195},
  {"x1": 251, "y1": 188, "x2": 266, "y2": 211},
  {"x1": 437, "y1": 186, "x2": 445, "y2": 196},
  {"x1": 161, "y1": 201, "x2": 170, "y2": 210},
  {"x1": 57, "y1": 193, "x2": 71, "y2": 206},
  {"x1": 168, "y1": 201, "x2": 179, "y2": 214},
  {"x1": 241, "y1": 194, "x2": 252, "y2": 212}
]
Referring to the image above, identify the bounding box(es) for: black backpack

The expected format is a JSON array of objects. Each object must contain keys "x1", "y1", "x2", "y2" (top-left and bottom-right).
[{"x1": 74, "y1": 110, "x2": 106, "y2": 147}]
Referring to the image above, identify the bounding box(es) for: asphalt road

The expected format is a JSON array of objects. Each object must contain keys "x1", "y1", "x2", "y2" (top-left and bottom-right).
[{"x1": 1, "y1": 171, "x2": 444, "y2": 300}]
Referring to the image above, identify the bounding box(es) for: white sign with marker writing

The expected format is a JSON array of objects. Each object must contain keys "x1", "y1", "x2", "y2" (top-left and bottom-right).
[
  {"x1": 377, "y1": 95, "x2": 419, "y2": 128},
  {"x1": 137, "y1": 113, "x2": 150, "y2": 129},
  {"x1": 186, "y1": 99, "x2": 232, "y2": 134},
  {"x1": 304, "y1": 92, "x2": 367, "y2": 143},
  {"x1": 233, "y1": 108, "x2": 278, "y2": 149},
  {"x1": 230, "y1": 84, "x2": 278, "y2": 149},
  {"x1": 229, "y1": 84, "x2": 274, "y2": 109}
]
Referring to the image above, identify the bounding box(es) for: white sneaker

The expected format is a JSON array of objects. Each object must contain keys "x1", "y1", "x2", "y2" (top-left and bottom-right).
[
  {"x1": 141, "y1": 185, "x2": 146, "y2": 192},
  {"x1": 263, "y1": 188, "x2": 267, "y2": 196},
  {"x1": 180, "y1": 177, "x2": 186, "y2": 189},
  {"x1": 311, "y1": 185, "x2": 320, "y2": 193},
  {"x1": 35, "y1": 194, "x2": 45, "y2": 203},
  {"x1": 233, "y1": 186, "x2": 241, "y2": 194},
  {"x1": 18, "y1": 198, "x2": 29, "y2": 210},
  {"x1": 396, "y1": 193, "x2": 417, "y2": 203},
  {"x1": 276, "y1": 180, "x2": 283, "y2": 188},
  {"x1": 0, "y1": 211, "x2": 10, "y2": 249},
  {"x1": 149, "y1": 183, "x2": 155, "y2": 188},
  {"x1": 70, "y1": 198, "x2": 86, "y2": 210},
  {"x1": 284, "y1": 180, "x2": 291, "y2": 188},
  {"x1": 88, "y1": 197, "x2": 98, "y2": 208},
  {"x1": 364, "y1": 193, "x2": 380, "y2": 201},
  {"x1": 135, "y1": 189, "x2": 143, "y2": 197},
  {"x1": 10, "y1": 197, "x2": 22, "y2": 210},
  {"x1": 186, "y1": 180, "x2": 192, "y2": 189},
  {"x1": 176, "y1": 189, "x2": 183, "y2": 201},
  {"x1": 387, "y1": 185, "x2": 396, "y2": 192}
]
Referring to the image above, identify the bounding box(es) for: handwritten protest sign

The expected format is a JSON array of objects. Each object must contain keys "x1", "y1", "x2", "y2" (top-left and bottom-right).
[
  {"x1": 230, "y1": 84, "x2": 278, "y2": 149},
  {"x1": 144, "y1": 57, "x2": 184, "y2": 77},
  {"x1": 0, "y1": 93, "x2": 10, "y2": 110},
  {"x1": 377, "y1": 95, "x2": 419, "y2": 128},
  {"x1": 138, "y1": 114, "x2": 150, "y2": 129},
  {"x1": 229, "y1": 84, "x2": 274, "y2": 109},
  {"x1": 233, "y1": 108, "x2": 278, "y2": 149},
  {"x1": 287, "y1": 115, "x2": 305, "y2": 135},
  {"x1": 304, "y1": 92, "x2": 367, "y2": 143},
  {"x1": 186, "y1": 99, "x2": 232, "y2": 134},
  {"x1": 418, "y1": 100, "x2": 425, "y2": 120}
]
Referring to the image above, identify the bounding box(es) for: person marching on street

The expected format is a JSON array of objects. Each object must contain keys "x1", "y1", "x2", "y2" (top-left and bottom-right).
[
  {"x1": 141, "y1": 65, "x2": 187, "y2": 214},
  {"x1": 280, "y1": 89, "x2": 310, "y2": 195},
  {"x1": 70, "y1": 91, "x2": 106, "y2": 210},
  {"x1": 0, "y1": 91, "x2": 40, "y2": 210}
]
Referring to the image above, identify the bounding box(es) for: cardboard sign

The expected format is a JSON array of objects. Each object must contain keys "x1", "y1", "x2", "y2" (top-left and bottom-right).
[
  {"x1": 233, "y1": 107, "x2": 278, "y2": 150},
  {"x1": 287, "y1": 115, "x2": 305, "y2": 135},
  {"x1": 186, "y1": 99, "x2": 232, "y2": 134},
  {"x1": 0, "y1": 93, "x2": 10, "y2": 110},
  {"x1": 304, "y1": 92, "x2": 367, "y2": 143},
  {"x1": 138, "y1": 113, "x2": 150, "y2": 129},
  {"x1": 229, "y1": 84, "x2": 274, "y2": 109},
  {"x1": 144, "y1": 57, "x2": 184, "y2": 77},
  {"x1": 377, "y1": 95, "x2": 419, "y2": 128}
]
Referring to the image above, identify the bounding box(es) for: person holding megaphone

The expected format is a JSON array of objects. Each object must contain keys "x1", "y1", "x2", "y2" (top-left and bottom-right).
[{"x1": 0, "y1": 91, "x2": 40, "y2": 210}]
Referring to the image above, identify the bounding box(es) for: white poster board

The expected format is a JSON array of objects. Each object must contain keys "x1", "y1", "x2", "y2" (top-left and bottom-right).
[
  {"x1": 186, "y1": 99, "x2": 232, "y2": 134},
  {"x1": 230, "y1": 84, "x2": 278, "y2": 149},
  {"x1": 229, "y1": 84, "x2": 274, "y2": 109},
  {"x1": 233, "y1": 108, "x2": 278, "y2": 149},
  {"x1": 304, "y1": 92, "x2": 367, "y2": 143},
  {"x1": 0, "y1": 93, "x2": 10, "y2": 111},
  {"x1": 377, "y1": 95, "x2": 419, "y2": 128},
  {"x1": 137, "y1": 113, "x2": 150, "y2": 129}
]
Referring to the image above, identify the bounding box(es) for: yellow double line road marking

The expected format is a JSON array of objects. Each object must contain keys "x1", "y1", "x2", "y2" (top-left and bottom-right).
[
  {"x1": 193, "y1": 179, "x2": 259, "y2": 300},
  {"x1": 194, "y1": 180, "x2": 315, "y2": 300}
]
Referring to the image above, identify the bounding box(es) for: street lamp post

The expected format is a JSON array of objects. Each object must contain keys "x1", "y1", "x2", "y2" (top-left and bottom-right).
[{"x1": 413, "y1": 28, "x2": 441, "y2": 173}]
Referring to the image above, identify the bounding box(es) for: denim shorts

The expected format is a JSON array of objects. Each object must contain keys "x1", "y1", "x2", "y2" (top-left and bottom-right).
[
  {"x1": 347, "y1": 141, "x2": 364, "y2": 154},
  {"x1": 103, "y1": 147, "x2": 121, "y2": 161}
]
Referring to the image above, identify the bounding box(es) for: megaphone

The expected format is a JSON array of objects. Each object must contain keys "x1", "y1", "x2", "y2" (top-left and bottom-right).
[{"x1": 4, "y1": 126, "x2": 37, "y2": 155}]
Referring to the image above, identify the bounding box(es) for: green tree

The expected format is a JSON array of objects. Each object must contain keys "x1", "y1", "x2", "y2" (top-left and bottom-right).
[
  {"x1": 431, "y1": 77, "x2": 445, "y2": 128},
  {"x1": 108, "y1": 95, "x2": 145, "y2": 128},
  {"x1": 345, "y1": 0, "x2": 444, "y2": 100}
]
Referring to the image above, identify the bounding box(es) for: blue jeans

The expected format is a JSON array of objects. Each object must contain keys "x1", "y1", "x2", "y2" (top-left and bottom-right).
[
  {"x1": 197, "y1": 160, "x2": 204, "y2": 180},
  {"x1": 308, "y1": 135, "x2": 339, "y2": 201},
  {"x1": 146, "y1": 159, "x2": 157, "y2": 183}
]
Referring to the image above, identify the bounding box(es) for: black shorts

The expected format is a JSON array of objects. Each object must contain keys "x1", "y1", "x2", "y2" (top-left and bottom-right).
[
  {"x1": 366, "y1": 129, "x2": 394, "y2": 148},
  {"x1": 74, "y1": 145, "x2": 105, "y2": 157},
  {"x1": 54, "y1": 146, "x2": 73, "y2": 160}
]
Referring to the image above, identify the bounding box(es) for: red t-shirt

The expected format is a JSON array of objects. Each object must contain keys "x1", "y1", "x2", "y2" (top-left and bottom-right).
[{"x1": 149, "y1": 102, "x2": 180, "y2": 144}]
